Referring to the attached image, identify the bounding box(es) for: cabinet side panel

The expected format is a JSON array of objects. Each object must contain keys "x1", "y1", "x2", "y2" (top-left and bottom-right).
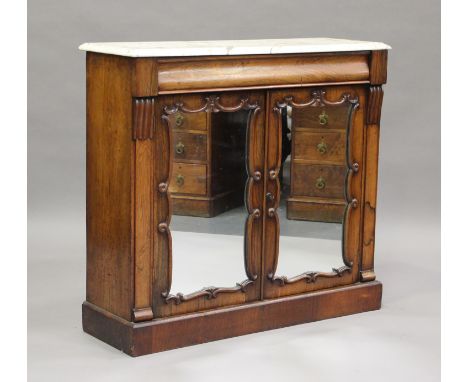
[{"x1": 86, "y1": 52, "x2": 133, "y2": 320}]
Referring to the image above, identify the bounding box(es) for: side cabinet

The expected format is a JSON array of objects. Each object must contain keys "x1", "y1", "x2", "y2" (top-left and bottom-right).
[{"x1": 82, "y1": 43, "x2": 389, "y2": 356}]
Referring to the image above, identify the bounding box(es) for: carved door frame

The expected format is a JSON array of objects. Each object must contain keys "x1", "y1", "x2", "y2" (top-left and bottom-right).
[
  {"x1": 152, "y1": 91, "x2": 266, "y2": 318},
  {"x1": 262, "y1": 85, "x2": 368, "y2": 299}
]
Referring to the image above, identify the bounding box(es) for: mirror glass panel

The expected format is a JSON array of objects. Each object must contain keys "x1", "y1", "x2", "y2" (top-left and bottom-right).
[
  {"x1": 275, "y1": 97, "x2": 353, "y2": 279},
  {"x1": 168, "y1": 108, "x2": 251, "y2": 295}
]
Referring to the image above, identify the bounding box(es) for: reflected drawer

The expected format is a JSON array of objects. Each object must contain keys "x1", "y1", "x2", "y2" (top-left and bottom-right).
[
  {"x1": 291, "y1": 163, "x2": 345, "y2": 199},
  {"x1": 292, "y1": 106, "x2": 350, "y2": 130},
  {"x1": 167, "y1": 111, "x2": 207, "y2": 131},
  {"x1": 173, "y1": 132, "x2": 207, "y2": 161},
  {"x1": 293, "y1": 131, "x2": 346, "y2": 164},
  {"x1": 169, "y1": 163, "x2": 207, "y2": 195},
  {"x1": 287, "y1": 197, "x2": 346, "y2": 223}
]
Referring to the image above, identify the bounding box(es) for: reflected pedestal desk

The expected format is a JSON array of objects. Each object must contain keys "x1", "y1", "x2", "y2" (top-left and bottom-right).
[{"x1": 80, "y1": 38, "x2": 390, "y2": 356}]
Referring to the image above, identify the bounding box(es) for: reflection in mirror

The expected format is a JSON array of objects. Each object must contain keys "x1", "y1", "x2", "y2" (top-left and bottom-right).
[
  {"x1": 275, "y1": 95, "x2": 355, "y2": 279},
  {"x1": 168, "y1": 108, "x2": 250, "y2": 295}
]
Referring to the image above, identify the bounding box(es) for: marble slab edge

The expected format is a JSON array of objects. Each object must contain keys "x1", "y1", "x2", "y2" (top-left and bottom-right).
[{"x1": 79, "y1": 38, "x2": 392, "y2": 58}]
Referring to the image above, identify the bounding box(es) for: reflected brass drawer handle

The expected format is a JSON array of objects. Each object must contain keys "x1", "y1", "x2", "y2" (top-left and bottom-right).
[
  {"x1": 318, "y1": 111, "x2": 328, "y2": 125},
  {"x1": 315, "y1": 177, "x2": 326, "y2": 190},
  {"x1": 175, "y1": 141, "x2": 185, "y2": 155},
  {"x1": 175, "y1": 112, "x2": 184, "y2": 127},
  {"x1": 316, "y1": 140, "x2": 328, "y2": 155},
  {"x1": 176, "y1": 174, "x2": 184, "y2": 186}
]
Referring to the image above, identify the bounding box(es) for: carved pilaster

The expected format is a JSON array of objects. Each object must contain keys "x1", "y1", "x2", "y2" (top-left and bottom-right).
[
  {"x1": 361, "y1": 85, "x2": 384, "y2": 282},
  {"x1": 367, "y1": 86, "x2": 384, "y2": 124},
  {"x1": 133, "y1": 98, "x2": 155, "y2": 140},
  {"x1": 132, "y1": 97, "x2": 156, "y2": 322}
]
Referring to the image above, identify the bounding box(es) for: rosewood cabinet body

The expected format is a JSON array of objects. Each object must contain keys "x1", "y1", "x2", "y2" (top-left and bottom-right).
[{"x1": 80, "y1": 39, "x2": 389, "y2": 356}]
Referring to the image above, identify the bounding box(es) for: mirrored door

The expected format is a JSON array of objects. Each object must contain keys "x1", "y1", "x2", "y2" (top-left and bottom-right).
[
  {"x1": 153, "y1": 93, "x2": 265, "y2": 317},
  {"x1": 263, "y1": 86, "x2": 366, "y2": 299}
]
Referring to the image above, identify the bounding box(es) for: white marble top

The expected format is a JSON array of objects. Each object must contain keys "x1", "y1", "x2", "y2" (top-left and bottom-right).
[{"x1": 79, "y1": 38, "x2": 391, "y2": 58}]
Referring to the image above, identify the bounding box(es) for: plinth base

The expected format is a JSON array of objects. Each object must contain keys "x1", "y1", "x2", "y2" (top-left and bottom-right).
[{"x1": 83, "y1": 281, "x2": 382, "y2": 357}]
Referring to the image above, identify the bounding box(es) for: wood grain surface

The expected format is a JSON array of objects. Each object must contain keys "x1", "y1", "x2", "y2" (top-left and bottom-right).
[{"x1": 84, "y1": 50, "x2": 387, "y2": 355}]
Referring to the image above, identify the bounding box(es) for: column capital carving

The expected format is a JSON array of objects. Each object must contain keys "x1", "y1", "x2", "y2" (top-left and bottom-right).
[{"x1": 133, "y1": 98, "x2": 155, "y2": 140}]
